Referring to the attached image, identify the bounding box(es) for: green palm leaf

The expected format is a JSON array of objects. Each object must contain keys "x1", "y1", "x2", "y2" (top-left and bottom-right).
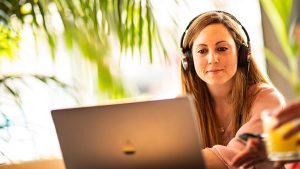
[{"x1": 0, "y1": 0, "x2": 176, "y2": 98}]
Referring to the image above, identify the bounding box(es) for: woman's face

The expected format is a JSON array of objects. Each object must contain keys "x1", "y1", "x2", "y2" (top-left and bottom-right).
[{"x1": 191, "y1": 23, "x2": 238, "y2": 86}]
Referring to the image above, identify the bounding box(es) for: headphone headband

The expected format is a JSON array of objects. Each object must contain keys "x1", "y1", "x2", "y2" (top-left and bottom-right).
[{"x1": 180, "y1": 11, "x2": 250, "y2": 51}]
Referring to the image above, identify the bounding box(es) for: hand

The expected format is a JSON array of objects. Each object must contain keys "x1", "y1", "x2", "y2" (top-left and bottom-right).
[
  {"x1": 273, "y1": 101, "x2": 300, "y2": 140},
  {"x1": 230, "y1": 138, "x2": 268, "y2": 168}
]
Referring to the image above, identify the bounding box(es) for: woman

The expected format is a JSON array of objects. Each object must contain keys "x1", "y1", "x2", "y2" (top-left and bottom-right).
[{"x1": 180, "y1": 11, "x2": 285, "y2": 168}]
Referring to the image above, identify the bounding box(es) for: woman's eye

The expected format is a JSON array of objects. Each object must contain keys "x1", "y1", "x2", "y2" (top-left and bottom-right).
[
  {"x1": 197, "y1": 49, "x2": 207, "y2": 54},
  {"x1": 217, "y1": 47, "x2": 228, "y2": 51}
]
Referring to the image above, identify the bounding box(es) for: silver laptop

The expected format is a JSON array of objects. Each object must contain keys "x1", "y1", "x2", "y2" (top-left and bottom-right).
[{"x1": 51, "y1": 96, "x2": 206, "y2": 169}]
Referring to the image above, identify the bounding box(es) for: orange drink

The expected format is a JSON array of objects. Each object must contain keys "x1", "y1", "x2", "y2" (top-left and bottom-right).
[{"x1": 262, "y1": 111, "x2": 300, "y2": 161}]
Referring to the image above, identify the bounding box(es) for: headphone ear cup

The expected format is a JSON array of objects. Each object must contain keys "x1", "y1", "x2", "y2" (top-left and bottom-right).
[
  {"x1": 181, "y1": 54, "x2": 189, "y2": 71},
  {"x1": 181, "y1": 51, "x2": 194, "y2": 71},
  {"x1": 238, "y1": 44, "x2": 249, "y2": 67}
]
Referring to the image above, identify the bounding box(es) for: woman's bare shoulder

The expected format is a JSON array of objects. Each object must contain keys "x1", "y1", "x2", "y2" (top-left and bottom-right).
[
  {"x1": 250, "y1": 83, "x2": 283, "y2": 99},
  {"x1": 250, "y1": 83, "x2": 286, "y2": 112}
]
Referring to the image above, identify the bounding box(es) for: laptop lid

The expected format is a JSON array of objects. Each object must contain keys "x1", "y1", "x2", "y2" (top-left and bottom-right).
[{"x1": 51, "y1": 96, "x2": 205, "y2": 169}]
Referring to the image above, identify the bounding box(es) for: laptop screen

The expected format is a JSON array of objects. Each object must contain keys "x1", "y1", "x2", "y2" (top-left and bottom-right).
[{"x1": 51, "y1": 96, "x2": 206, "y2": 169}]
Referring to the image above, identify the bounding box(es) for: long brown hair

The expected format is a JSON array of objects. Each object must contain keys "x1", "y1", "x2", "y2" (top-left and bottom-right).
[{"x1": 181, "y1": 11, "x2": 269, "y2": 147}]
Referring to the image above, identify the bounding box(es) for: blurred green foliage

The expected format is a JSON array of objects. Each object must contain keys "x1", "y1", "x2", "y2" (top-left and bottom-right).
[
  {"x1": 0, "y1": 23, "x2": 20, "y2": 59},
  {"x1": 0, "y1": 0, "x2": 176, "y2": 98},
  {"x1": 260, "y1": 0, "x2": 300, "y2": 95}
]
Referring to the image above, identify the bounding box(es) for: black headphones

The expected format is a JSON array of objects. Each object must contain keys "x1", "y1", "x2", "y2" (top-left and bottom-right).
[{"x1": 180, "y1": 11, "x2": 251, "y2": 71}]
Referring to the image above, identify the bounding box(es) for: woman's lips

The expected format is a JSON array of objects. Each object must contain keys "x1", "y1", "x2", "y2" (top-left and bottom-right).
[{"x1": 207, "y1": 68, "x2": 224, "y2": 73}]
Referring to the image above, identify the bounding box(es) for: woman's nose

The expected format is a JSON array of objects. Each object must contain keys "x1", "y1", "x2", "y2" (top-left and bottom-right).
[{"x1": 208, "y1": 52, "x2": 219, "y2": 64}]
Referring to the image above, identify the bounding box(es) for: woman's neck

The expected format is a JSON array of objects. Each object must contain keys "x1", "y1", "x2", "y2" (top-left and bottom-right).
[
  {"x1": 207, "y1": 81, "x2": 233, "y2": 130},
  {"x1": 207, "y1": 81, "x2": 232, "y2": 100}
]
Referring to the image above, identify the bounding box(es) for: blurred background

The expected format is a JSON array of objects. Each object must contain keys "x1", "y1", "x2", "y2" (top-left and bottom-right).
[{"x1": 0, "y1": 0, "x2": 299, "y2": 164}]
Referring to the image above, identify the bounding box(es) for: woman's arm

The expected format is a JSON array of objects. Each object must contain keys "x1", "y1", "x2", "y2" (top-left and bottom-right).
[
  {"x1": 231, "y1": 100, "x2": 300, "y2": 169},
  {"x1": 207, "y1": 85, "x2": 285, "y2": 168},
  {"x1": 202, "y1": 148, "x2": 228, "y2": 169},
  {"x1": 227, "y1": 85, "x2": 286, "y2": 168}
]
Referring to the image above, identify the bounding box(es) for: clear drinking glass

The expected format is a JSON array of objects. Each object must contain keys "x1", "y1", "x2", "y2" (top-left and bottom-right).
[{"x1": 261, "y1": 110, "x2": 300, "y2": 161}]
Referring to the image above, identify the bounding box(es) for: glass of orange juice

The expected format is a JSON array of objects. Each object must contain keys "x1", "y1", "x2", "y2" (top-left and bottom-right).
[{"x1": 262, "y1": 110, "x2": 300, "y2": 161}]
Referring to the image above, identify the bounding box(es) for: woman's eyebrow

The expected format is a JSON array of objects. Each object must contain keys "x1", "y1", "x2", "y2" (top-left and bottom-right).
[
  {"x1": 194, "y1": 41, "x2": 229, "y2": 48},
  {"x1": 194, "y1": 43, "x2": 208, "y2": 47},
  {"x1": 216, "y1": 41, "x2": 228, "y2": 45}
]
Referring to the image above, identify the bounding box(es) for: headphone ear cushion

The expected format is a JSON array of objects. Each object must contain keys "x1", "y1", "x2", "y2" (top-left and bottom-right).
[
  {"x1": 181, "y1": 54, "x2": 189, "y2": 71},
  {"x1": 181, "y1": 51, "x2": 194, "y2": 71},
  {"x1": 238, "y1": 44, "x2": 249, "y2": 67}
]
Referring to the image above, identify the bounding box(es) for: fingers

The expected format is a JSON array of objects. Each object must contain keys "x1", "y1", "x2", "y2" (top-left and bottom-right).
[
  {"x1": 273, "y1": 114, "x2": 297, "y2": 129},
  {"x1": 273, "y1": 161, "x2": 285, "y2": 169},
  {"x1": 242, "y1": 158, "x2": 265, "y2": 168},
  {"x1": 231, "y1": 138, "x2": 265, "y2": 167},
  {"x1": 283, "y1": 123, "x2": 300, "y2": 139},
  {"x1": 231, "y1": 153, "x2": 265, "y2": 168},
  {"x1": 231, "y1": 150, "x2": 252, "y2": 166},
  {"x1": 273, "y1": 102, "x2": 300, "y2": 129},
  {"x1": 276, "y1": 101, "x2": 300, "y2": 118}
]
